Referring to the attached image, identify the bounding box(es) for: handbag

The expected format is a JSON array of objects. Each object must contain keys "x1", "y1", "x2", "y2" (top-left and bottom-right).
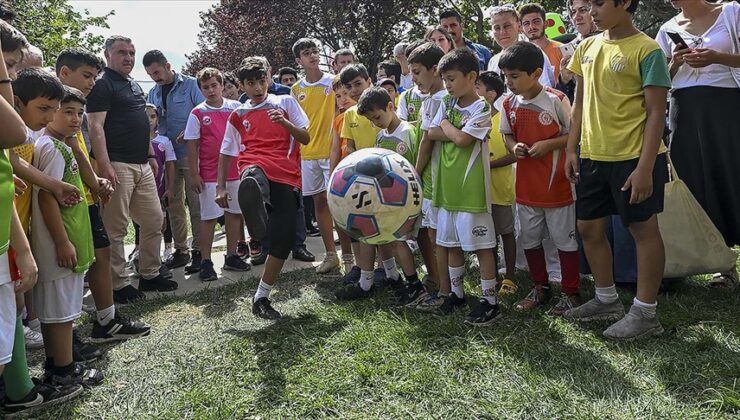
[
  {"x1": 721, "y1": 2, "x2": 740, "y2": 88},
  {"x1": 658, "y1": 156, "x2": 737, "y2": 278}
]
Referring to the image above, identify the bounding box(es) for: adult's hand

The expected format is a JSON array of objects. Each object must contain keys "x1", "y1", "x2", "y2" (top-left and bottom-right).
[{"x1": 98, "y1": 161, "x2": 119, "y2": 188}]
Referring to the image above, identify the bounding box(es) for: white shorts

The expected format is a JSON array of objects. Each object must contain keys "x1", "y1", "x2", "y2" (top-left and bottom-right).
[
  {"x1": 301, "y1": 159, "x2": 330, "y2": 196},
  {"x1": 517, "y1": 204, "x2": 578, "y2": 252},
  {"x1": 33, "y1": 272, "x2": 83, "y2": 324},
  {"x1": 199, "y1": 181, "x2": 241, "y2": 221},
  {"x1": 421, "y1": 198, "x2": 439, "y2": 229},
  {"x1": 0, "y1": 280, "x2": 16, "y2": 366},
  {"x1": 436, "y1": 208, "x2": 497, "y2": 251}
]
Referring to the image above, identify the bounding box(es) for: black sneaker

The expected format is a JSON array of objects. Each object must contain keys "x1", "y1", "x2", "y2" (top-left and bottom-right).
[
  {"x1": 342, "y1": 266, "x2": 361, "y2": 285},
  {"x1": 72, "y1": 331, "x2": 102, "y2": 362},
  {"x1": 236, "y1": 240, "x2": 249, "y2": 260},
  {"x1": 396, "y1": 281, "x2": 425, "y2": 306},
  {"x1": 223, "y1": 253, "x2": 251, "y2": 272},
  {"x1": 306, "y1": 225, "x2": 321, "y2": 237},
  {"x1": 384, "y1": 275, "x2": 405, "y2": 291},
  {"x1": 292, "y1": 246, "x2": 315, "y2": 262},
  {"x1": 335, "y1": 283, "x2": 373, "y2": 301},
  {"x1": 90, "y1": 312, "x2": 151, "y2": 343},
  {"x1": 238, "y1": 173, "x2": 268, "y2": 241},
  {"x1": 252, "y1": 297, "x2": 281, "y2": 320},
  {"x1": 464, "y1": 299, "x2": 502, "y2": 327},
  {"x1": 433, "y1": 293, "x2": 467, "y2": 316},
  {"x1": 199, "y1": 259, "x2": 218, "y2": 282},
  {"x1": 113, "y1": 284, "x2": 146, "y2": 304},
  {"x1": 45, "y1": 362, "x2": 103, "y2": 388},
  {"x1": 373, "y1": 267, "x2": 387, "y2": 288},
  {"x1": 3, "y1": 378, "x2": 83, "y2": 418},
  {"x1": 165, "y1": 249, "x2": 190, "y2": 269},
  {"x1": 184, "y1": 250, "x2": 202, "y2": 274},
  {"x1": 139, "y1": 274, "x2": 178, "y2": 292},
  {"x1": 250, "y1": 250, "x2": 267, "y2": 266},
  {"x1": 249, "y1": 239, "x2": 262, "y2": 258},
  {"x1": 134, "y1": 262, "x2": 173, "y2": 280}
]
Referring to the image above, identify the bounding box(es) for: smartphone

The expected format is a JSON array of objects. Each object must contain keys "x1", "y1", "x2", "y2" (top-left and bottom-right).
[
  {"x1": 666, "y1": 31, "x2": 689, "y2": 50},
  {"x1": 559, "y1": 42, "x2": 576, "y2": 60}
]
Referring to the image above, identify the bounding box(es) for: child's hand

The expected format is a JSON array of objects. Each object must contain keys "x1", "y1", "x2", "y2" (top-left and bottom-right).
[
  {"x1": 215, "y1": 185, "x2": 230, "y2": 209},
  {"x1": 513, "y1": 143, "x2": 530, "y2": 159},
  {"x1": 527, "y1": 141, "x2": 550, "y2": 159},
  {"x1": 268, "y1": 109, "x2": 287, "y2": 126},
  {"x1": 53, "y1": 180, "x2": 82, "y2": 208},
  {"x1": 191, "y1": 173, "x2": 204, "y2": 194},
  {"x1": 56, "y1": 240, "x2": 77, "y2": 269},
  {"x1": 13, "y1": 250, "x2": 38, "y2": 294},
  {"x1": 622, "y1": 167, "x2": 653, "y2": 204},
  {"x1": 13, "y1": 175, "x2": 26, "y2": 196},
  {"x1": 565, "y1": 151, "x2": 580, "y2": 184}
]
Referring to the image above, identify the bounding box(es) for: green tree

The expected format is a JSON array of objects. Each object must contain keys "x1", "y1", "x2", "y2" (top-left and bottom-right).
[{"x1": 11, "y1": 0, "x2": 112, "y2": 64}]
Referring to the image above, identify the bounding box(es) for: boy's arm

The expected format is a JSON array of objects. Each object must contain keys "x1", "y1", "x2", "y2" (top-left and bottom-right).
[
  {"x1": 87, "y1": 111, "x2": 118, "y2": 186},
  {"x1": 186, "y1": 139, "x2": 203, "y2": 194},
  {"x1": 565, "y1": 75, "x2": 584, "y2": 183},
  {"x1": 329, "y1": 127, "x2": 342, "y2": 172},
  {"x1": 64, "y1": 136, "x2": 110, "y2": 203},
  {"x1": 438, "y1": 120, "x2": 478, "y2": 147},
  {"x1": 9, "y1": 204, "x2": 37, "y2": 293},
  {"x1": 528, "y1": 134, "x2": 569, "y2": 159},
  {"x1": 624, "y1": 86, "x2": 668, "y2": 204},
  {"x1": 38, "y1": 190, "x2": 76, "y2": 269},
  {"x1": 271, "y1": 99, "x2": 310, "y2": 145},
  {"x1": 10, "y1": 150, "x2": 80, "y2": 207},
  {"x1": 165, "y1": 161, "x2": 176, "y2": 204},
  {"x1": 215, "y1": 153, "x2": 233, "y2": 209},
  {"x1": 415, "y1": 131, "x2": 432, "y2": 175},
  {"x1": 490, "y1": 151, "x2": 516, "y2": 169}
]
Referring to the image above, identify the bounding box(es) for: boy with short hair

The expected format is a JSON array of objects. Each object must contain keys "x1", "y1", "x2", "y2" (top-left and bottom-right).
[
  {"x1": 475, "y1": 70, "x2": 518, "y2": 296},
  {"x1": 498, "y1": 42, "x2": 580, "y2": 315},
  {"x1": 564, "y1": 0, "x2": 671, "y2": 340},
  {"x1": 427, "y1": 48, "x2": 501, "y2": 326},
  {"x1": 222, "y1": 72, "x2": 240, "y2": 101},
  {"x1": 291, "y1": 38, "x2": 340, "y2": 274},
  {"x1": 31, "y1": 85, "x2": 102, "y2": 386},
  {"x1": 377, "y1": 60, "x2": 403, "y2": 92},
  {"x1": 278, "y1": 67, "x2": 298, "y2": 87},
  {"x1": 377, "y1": 78, "x2": 399, "y2": 104},
  {"x1": 218, "y1": 57, "x2": 310, "y2": 319},
  {"x1": 185, "y1": 67, "x2": 250, "y2": 281}
]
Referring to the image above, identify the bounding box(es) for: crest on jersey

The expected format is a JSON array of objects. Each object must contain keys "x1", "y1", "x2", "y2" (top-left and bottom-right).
[
  {"x1": 242, "y1": 120, "x2": 251, "y2": 131},
  {"x1": 298, "y1": 93, "x2": 306, "y2": 101},
  {"x1": 396, "y1": 142, "x2": 409, "y2": 155},
  {"x1": 203, "y1": 116, "x2": 212, "y2": 126},
  {"x1": 610, "y1": 56, "x2": 626, "y2": 73},
  {"x1": 70, "y1": 159, "x2": 79, "y2": 175},
  {"x1": 538, "y1": 111, "x2": 554, "y2": 126},
  {"x1": 407, "y1": 103, "x2": 416, "y2": 115},
  {"x1": 509, "y1": 111, "x2": 517, "y2": 126},
  {"x1": 324, "y1": 86, "x2": 331, "y2": 96},
  {"x1": 157, "y1": 143, "x2": 165, "y2": 152}
]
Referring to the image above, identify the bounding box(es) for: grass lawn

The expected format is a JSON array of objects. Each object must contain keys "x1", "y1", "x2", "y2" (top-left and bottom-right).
[{"x1": 23, "y1": 267, "x2": 740, "y2": 419}]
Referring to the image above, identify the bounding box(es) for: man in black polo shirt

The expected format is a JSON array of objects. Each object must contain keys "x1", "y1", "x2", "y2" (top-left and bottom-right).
[{"x1": 87, "y1": 35, "x2": 178, "y2": 302}]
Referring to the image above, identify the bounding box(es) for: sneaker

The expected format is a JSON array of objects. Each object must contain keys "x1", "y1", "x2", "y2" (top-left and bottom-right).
[
  {"x1": 563, "y1": 297, "x2": 625, "y2": 322},
  {"x1": 199, "y1": 259, "x2": 218, "y2": 282},
  {"x1": 341, "y1": 266, "x2": 361, "y2": 285},
  {"x1": 415, "y1": 292, "x2": 444, "y2": 312},
  {"x1": 72, "y1": 332, "x2": 102, "y2": 362},
  {"x1": 515, "y1": 285, "x2": 551, "y2": 311},
  {"x1": 549, "y1": 293, "x2": 580, "y2": 317},
  {"x1": 385, "y1": 275, "x2": 405, "y2": 291},
  {"x1": 335, "y1": 283, "x2": 373, "y2": 301},
  {"x1": 162, "y1": 244, "x2": 174, "y2": 262},
  {"x1": 252, "y1": 297, "x2": 281, "y2": 320},
  {"x1": 3, "y1": 378, "x2": 83, "y2": 418},
  {"x1": 184, "y1": 250, "x2": 202, "y2": 274},
  {"x1": 138, "y1": 274, "x2": 178, "y2": 292},
  {"x1": 113, "y1": 284, "x2": 146, "y2": 304},
  {"x1": 131, "y1": 255, "x2": 140, "y2": 276},
  {"x1": 249, "y1": 239, "x2": 262, "y2": 258},
  {"x1": 603, "y1": 305, "x2": 664, "y2": 341},
  {"x1": 306, "y1": 225, "x2": 321, "y2": 237},
  {"x1": 433, "y1": 293, "x2": 467, "y2": 316},
  {"x1": 316, "y1": 252, "x2": 340, "y2": 274},
  {"x1": 45, "y1": 361, "x2": 103, "y2": 388},
  {"x1": 468, "y1": 254, "x2": 480, "y2": 270},
  {"x1": 251, "y1": 250, "x2": 267, "y2": 266},
  {"x1": 224, "y1": 253, "x2": 251, "y2": 272},
  {"x1": 373, "y1": 267, "x2": 387, "y2": 288},
  {"x1": 238, "y1": 173, "x2": 269, "y2": 241},
  {"x1": 136, "y1": 263, "x2": 173, "y2": 280},
  {"x1": 165, "y1": 249, "x2": 190, "y2": 269},
  {"x1": 236, "y1": 240, "x2": 250, "y2": 260},
  {"x1": 396, "y1": 281, "x2": 426, "y2": 307},
  {"x1": 464, "y1": 299, "x2": 502, "y2": 327},
  {"x1": 90, "y1": 312, "x2": 151, "y2": 343},
  {"x1": 126, "y1": 248, "x2": 139, "y2": 269},
  {"x1": 498, "y1": 279, "x2": 518, "y2": 297},
  {"x1": 292, "y1": 246, "x2": 316, "y2": 262},
  {"x1": 24, "y1": 325, "x2": 44, "y2": 349},
  {"x1": 421, "y1": 275, "x2": 438, "y2": 294}
]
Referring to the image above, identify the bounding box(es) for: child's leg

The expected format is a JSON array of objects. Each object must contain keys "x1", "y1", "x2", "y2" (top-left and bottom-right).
[
  {"x1": 0, "y1": 282, "x2": 18, "y2": 383},
  {"x1": 627, "y1": 215, "x2": 665, "y2": 305},
  {"x1": 88, "y1": 246, "x2": 115, "y2": 316},
  {"x1": 545, "y1": 205, "x2": 580, "y2": 296},
  {"x1": 394, "y1": 242, "x2": 418, "y2": 281},
  {"x1": 356, "y1": 242, "x2": 377, "y2": 291},
  {"x1": 199, "y1": 219, "x2": 218, "y2": 261},
  {"x1": 501, "y1": 233, "x2": 517, "y2": 279},
  {"x1": 447, "y1": 247, "x2": 465, "y2": 298},
  {"x1": 432, "y1": 228, "x2": 451, "y2": 295},
  {"x1": 518, "y1": 205, "x2": 549, "y2": 288},
  {"x1": 2, "y1": 315, "x2": 34, "y2": 400},
  {"x1": 337, "y1": 227, "x2": 354, "y2": 268},
  {"x1": 41, "y1": 321, "x2": 74, "y2": 367},
  {"x1": 313, "y1": 192, "x2": 337, "y2": 255},
  {"x1": 416, "y1": 227, "x2": 438, "y2": 290},
  {"x1": 578, "y1": 217, "x2": 614, "y2": 289},
  {"x1": 225, "y1": 212, "x2": 243, "y2": 254},
  {"x1": 23, "y1": 290, "x2": 38, "y2": 330},
  {"x1": 475, "y1": 247, "x2": 498, "y2": 303}
]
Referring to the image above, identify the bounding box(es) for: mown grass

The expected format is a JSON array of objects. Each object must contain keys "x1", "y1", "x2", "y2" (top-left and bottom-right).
[{"x1": 20, "y1": 268, "x2": 740, "y2": 419}]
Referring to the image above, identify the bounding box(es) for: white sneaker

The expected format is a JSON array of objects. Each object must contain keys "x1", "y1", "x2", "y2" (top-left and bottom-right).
[
  {"x1": 24, "y1": 325, "x2": 44, "y2": 349},
  {"x1": 316, "y1": 252, "x2": 340, "y2": 274},
  {"x1": 82, "y1": 288, "x2": 95, "y2": 312},
  {"x1": 162, "y1": 244, "x2": 174, "y2": 262}
]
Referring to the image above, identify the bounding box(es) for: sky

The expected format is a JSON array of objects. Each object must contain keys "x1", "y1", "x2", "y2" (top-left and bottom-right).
[{"x1": 69, "y1": 0, "x2": 218, "y2": 90}]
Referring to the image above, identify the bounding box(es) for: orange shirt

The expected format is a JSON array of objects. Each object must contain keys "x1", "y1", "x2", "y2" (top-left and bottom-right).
[
  {"x1": 542, "y1": 40, "x2": 563, "y2": 81},
  {"x1": 333, "y1": 111, "x2": 349, "y2": 159}
]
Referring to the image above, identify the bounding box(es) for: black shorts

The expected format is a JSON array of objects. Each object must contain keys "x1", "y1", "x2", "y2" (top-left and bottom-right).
[
  {"x1": 88, "y1": 204, "x2": 111, "y2": 249},
  {"x1": 576, "y1": 153, "x2": 667, "y2": 226}
]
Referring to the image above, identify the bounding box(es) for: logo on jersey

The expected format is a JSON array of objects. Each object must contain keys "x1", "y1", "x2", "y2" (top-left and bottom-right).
[
  {"x1": 202, "y1": 116, "x2": 212, "y2": 126},
  {"x1": 69, "y1": 158, "x2": 79, "y2": 175},
  {"x1": 396, "y1": 143, "x2": 409, "y2": 155},
  {"x1": 407, "y1": 103, "x2": 416, "y2": 116},
  {"x1": 324, "y1": 86, "x2": 331, "y2": 96},
  {"x1": 157, "y1": 143, "x2": 165, "y2": 152},
  {"x1": 538, "y1": 111, "x2": 554, "y2": 126},
  {"x1": 581, "y1": 55, "x2": 593, "y2": 65},
  {"x1": 298, "y1": 93, "x2": 306, "y2": 101},
  {"x1": 610, "y1": 56, "x2": 626, "y2": 73},
  {"x1": 242, "y1": 120, "x2": 251, "y2": 131},
  {"x1": 239, "y1": 144, "x2": 246, "y2": 153},
  {"x1": 472, "y1": 226, "x2": 488, "y2": 237},
  {"x1": 509, "y1": 111, "x2": 517, "y2": 126},
  {"x1": 350, "y1": 122, "x2": 359, "y2": 128}
]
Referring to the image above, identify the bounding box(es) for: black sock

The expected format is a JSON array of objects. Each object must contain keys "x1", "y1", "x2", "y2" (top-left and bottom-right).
[{"x1": 53, "y1": 362, "x2": 76, "y2": 376}]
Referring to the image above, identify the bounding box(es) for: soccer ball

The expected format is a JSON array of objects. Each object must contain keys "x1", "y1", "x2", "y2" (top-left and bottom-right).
[{"x1": 328, "y1": 148, "x2": 422, "y2": 245}]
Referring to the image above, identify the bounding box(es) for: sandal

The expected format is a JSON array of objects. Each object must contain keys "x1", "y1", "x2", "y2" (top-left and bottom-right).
[
  {"x1": 499, "y1": 279, "x2": 518, "y2": 297},
  {"x1": 709, "y1": 271, "x2": 738, "y2": 290}
]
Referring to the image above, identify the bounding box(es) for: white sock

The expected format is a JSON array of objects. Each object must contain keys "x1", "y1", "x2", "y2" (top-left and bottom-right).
[
  {"x1": 382, "y1": 258, "x2": 399, "y2": 281},
  {"x1": 254, "y1": 280, "x2": 273, "y2": 301},
  {"x1": 96, "y1": 305, "x2": 115, "y2": 326},
  {"x1": 480, "y1": 279, "x2": 497, "y2": 305},
  {"x1": 28, "y1": 318, "x2": 40, "y2": 332},
  {"x1": 359, "y1": 270, "x2": 373, "y2": 291},
  {"x1": 449, "y1": 265, "x2": 466, "y2": 298},
  {"x1": 632, "y1": 297, "x2": 657, "y2": 318},
  {"x1": 595, "y1": 285, "x2": 619, "y2": 303}
]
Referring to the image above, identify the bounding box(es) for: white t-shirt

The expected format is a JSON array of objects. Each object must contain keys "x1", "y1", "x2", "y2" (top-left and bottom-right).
[
  {"x1": 400, "y1": 73, "x2": 414, "y2": 90},
  {"x1": 488, "y1": 47, "x2": 557, "y2": 89},
  {"x1": 656, "y1": 2, "x2": 740, "y2": 90}
]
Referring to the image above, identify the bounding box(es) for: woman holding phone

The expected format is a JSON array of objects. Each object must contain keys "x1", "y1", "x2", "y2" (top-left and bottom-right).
[{"x1": 657, "y1": 0, "x2": 740, "y2": 288}]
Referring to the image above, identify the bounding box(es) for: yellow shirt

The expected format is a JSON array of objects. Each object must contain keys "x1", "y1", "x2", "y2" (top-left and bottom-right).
[
  {"x1": 568, "y1": 33, "x2": 671, "y2": 161},
  {"x1": 76, "y1": 131, "x2": 95, "y2": 206},
  {"x1": 291, "y1": 73, "x2": 336, "y2": 160},
  {"x1": 341, "y1": 105, "x2": 380, "y2": 150},
  {"x1": 12, "y1": 141, "x2": 34, "y2": 233},
  {"x1": 488, "y1": 112, "x2": 515, "y2": 206}
]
